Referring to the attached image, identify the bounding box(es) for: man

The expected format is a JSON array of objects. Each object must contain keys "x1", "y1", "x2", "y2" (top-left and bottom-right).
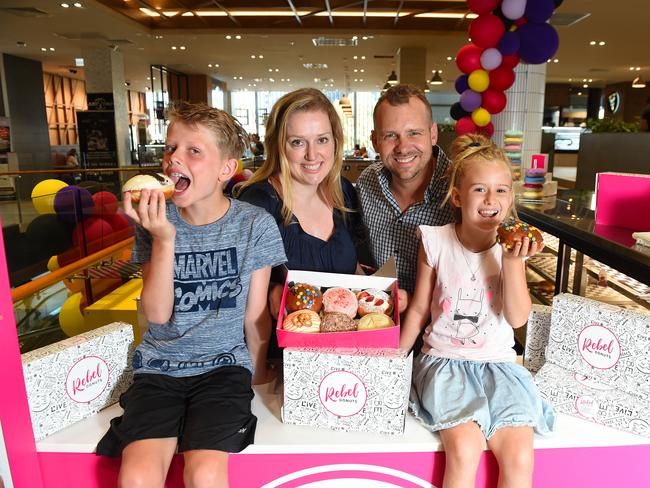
[
  {"x1": 356, "y1": 84, "x2": 454, "y2": 298},
  {"x1": 250, "y1": 133, "x2": 265, "y2": 156}
]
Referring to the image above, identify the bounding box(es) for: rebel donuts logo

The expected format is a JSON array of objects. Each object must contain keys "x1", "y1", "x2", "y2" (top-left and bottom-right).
[
  {"x1": 578, "y1": 324, "x2": 621, "y2": 370},
  {"x1": 65, "y1": 356, "x2": 110, "y2": 403},
  {"x1": 319, "y1": 370, "x2": 367, "y2": 417}
]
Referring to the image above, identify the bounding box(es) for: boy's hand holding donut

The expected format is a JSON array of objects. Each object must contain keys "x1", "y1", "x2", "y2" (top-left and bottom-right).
[{"x1": 123, "y1": 173, "x2": 176, "y2": 242}]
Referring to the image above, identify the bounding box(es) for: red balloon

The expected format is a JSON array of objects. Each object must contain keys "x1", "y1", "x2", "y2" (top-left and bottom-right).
[
  {"x1": 92, "y1": 191, "x2": 119, "y2": 216},
  {"x1": 501, "y1": 53, "x2": 520, "y2": 69},
  {"x1": 489, "y1": 67, "x2": 516, "y2": 91},
  {"x1": 71, "y1": 217, "x2": 113, "y2": 248},
  {"x1": 456, "y1": 116, "x2": 478, "y2": 136},
  {"x1": 469, "y1": 14, "x2": 506, "y2": 48},
  {"x1": 482, "y1": 89, "x2": 507, "y2": 114},
  {"x1": 467, "y1": 0, "x2": 499, "y2": 15},
  {"x1": 477, "y1": 122, "x2": 495, "y2": 137},
  {"x1": 456, "y1": 44, "x2": 484, "y2": 74}
]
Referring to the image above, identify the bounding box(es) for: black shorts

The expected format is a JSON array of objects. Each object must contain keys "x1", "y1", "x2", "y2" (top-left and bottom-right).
[{"x1": 96, "y1": 366, "x2": 256, "y2": 457}]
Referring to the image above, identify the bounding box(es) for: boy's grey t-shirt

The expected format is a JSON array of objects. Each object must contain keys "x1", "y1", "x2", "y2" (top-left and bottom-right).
[{"x1": 131, "y1": 199, "x2": 286, "y2": 377}]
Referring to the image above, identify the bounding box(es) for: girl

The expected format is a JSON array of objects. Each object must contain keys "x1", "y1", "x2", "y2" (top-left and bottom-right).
[{"x1": 400, "y1": 134, "x2": 555, "y2": 488}]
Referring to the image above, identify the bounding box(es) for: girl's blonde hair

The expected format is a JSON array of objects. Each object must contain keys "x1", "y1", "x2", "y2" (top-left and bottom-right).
[
  {"x1": 234, "y1": 88, "x2": 348, "y2": 224},
  {"x1": 443, "y1": 133, "x2": 517, "y2": 220}
]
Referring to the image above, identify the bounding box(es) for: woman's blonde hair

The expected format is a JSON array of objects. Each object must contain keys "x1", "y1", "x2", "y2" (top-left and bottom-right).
[
  {"x1": 443, "y1": 133, "x2": 517, "y2": 220},
  {"x1": 234, "y1": 88, "x2": 347, "y2": 224}
]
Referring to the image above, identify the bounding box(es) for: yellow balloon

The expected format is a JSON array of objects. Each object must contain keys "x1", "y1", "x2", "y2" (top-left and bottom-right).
[
  {"x1": 235, "y1": 159, "x2": 244, "y2": 176},
  {"x1": 31, "y1": 179, "x2": 68, "y2": 215},
  {"x1": 468, "y1": 69, "x2": 490, "y2": 93},
  {"x1": 471, "y1": 108, "x2": 491, "y2": 127},
  {"x1": 47, "y1": 255, "x2": 60, "y2": 272},
  {"x1": 59, "y1": 292, "x2": 88, "y2": 337}
]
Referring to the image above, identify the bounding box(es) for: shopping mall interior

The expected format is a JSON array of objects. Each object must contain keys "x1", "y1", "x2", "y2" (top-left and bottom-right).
[{"x1": 0, "y1": 1, "x2": 649, "y2": 487}]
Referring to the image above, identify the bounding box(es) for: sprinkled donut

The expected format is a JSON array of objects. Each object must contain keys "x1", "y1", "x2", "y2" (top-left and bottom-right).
[
  {"x1": 497, "y1": 219, "x2": 543, "y2": 250},
  {"x1": 285, "y1": 282, "x2": 322, "y2": 313}
]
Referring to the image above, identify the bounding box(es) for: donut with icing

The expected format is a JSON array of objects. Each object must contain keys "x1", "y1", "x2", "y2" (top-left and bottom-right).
[
  {"x1": 322, "y1": 287, "x2": 358, "y2": 318},
  {"x1": 497, "y1": 219, "x2": 543, "y2": 250},
  {"x1": 283, "y1": 310, "x2": 321, "y2": 333},
  {"x1": 321, "y1": 312, "x2": 357, "y2": 333},
  {"x1": 356, "y1": 288, "x2": 393, "y2": 316},
  {"x1": 285, "y1": 282, "x2": 322, "y2": 313},
  {"x1": 123, "y1": 173, "x2": 174, "y2": 203},
  {"x1": 357, "y1": 313, "x2": 395, "y2": 331}
]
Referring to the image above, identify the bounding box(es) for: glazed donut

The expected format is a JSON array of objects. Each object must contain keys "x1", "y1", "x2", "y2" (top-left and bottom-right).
[
  {"x1": 320, "y1": 312, "x2": 357, "y2": 333},
  {"x1": 497, "y1": 219, "x2": 543, "y2": 250},
  {"x1": 285, "y1": 282, "x2": 322, "y2": 313},
  {"x1": 322, "y1": 287, "x2": 358, "y2": 318},
  {"x1": 356, "y1": 289, "x2": 393, "y2": 316},
  {"x1": 123, "y1": 173, "x2": 174, "y2": 203},
  {"x1": 357, "y1": 313, "x2": 395, "y2": 331},
  {"x1": 283, "y1": 310, "x2": 321, "y2": 333}
]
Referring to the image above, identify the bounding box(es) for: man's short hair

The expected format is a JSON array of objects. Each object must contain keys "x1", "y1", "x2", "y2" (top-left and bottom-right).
[{"x1": 373, "y1": 84, "x2": 432, "y2": 124}]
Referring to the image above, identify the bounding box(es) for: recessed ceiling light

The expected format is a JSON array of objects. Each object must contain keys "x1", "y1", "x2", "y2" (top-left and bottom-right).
[
  {"x1": 361, "y1": 55, "x2": 366, "y2": 60},
  {"x1": 41, "y1": 47, "x2": 47, "y2": 51},
  {"x1": 268, "y1": 68, "x2": 273, "y2": 72},
  {"x1": 73, "y1": 2, "x2": 82, "y2": 7},
  {"x1": 583, "y1": 84, "x2": 588, "y2": 88},
  {"x1": 589, "y1": 41, "x2": 596, "y2": 45},
  {"x1": 61, "y1": 3, "x2": 70, "y2": 7},
  {"x1": 598, "y1": 41, "x2": 605, "y2": 46},
  {"x1": 588, "y1": 78, "x2": 592, "y2": 82},
  {"x1": 50, "y1": 47, "x2": 55, "y2": 51},
  {"x1": 353, "y1": 55, "x2": 358, "y2": 60},
  {"x1": 259, "y1": 55, "x2": 263, "y2": 59},
  {"x1": 179, "y1": 46, "x2": 186, "y2": 50},
  {"x1": 353, "y1": 68, "x2": 358, "y2": 72},
  {"x1": 362, "y1": 36, "x2": 368, "y2": 40},
  {"x1": 171, "y1": 46, "x2": 177, "y2": 50},
  {"x1": 447, "y1": 56, "x2": 453, "y2": 61},
  {"x1": 235, "y1": 35, "x2": 241, "y2": 40},
  {"x1": 251, "y1": 55, "x2": 256, "y2": 59},
  {"x1": 275, "y1": 68, "x2": 279, "y2": 72},
  {"x1": 553, "y1": 59, "x2": 559, "y2": 63},
  {"x1": 578, "y1": 91, "x2": 583, "y2": 96},
  {"x1": 225, "y1": 35, "x2": 232, "y2": 40}
]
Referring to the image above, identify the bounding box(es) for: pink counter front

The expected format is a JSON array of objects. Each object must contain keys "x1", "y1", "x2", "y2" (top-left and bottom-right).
[{"x1": 2, "y1": 235, "x2": 650, "y2": 488}]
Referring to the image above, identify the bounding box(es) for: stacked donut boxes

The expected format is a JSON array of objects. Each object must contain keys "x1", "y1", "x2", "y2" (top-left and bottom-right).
[
  {"x1": 278, "y1": 263, "x2": 412, "y2": 435},
  {"x1": 532, "y1": 294, "x2": 650, "y2": 438}
]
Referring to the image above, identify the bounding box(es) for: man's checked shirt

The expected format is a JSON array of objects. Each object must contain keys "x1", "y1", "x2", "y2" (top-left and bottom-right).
[{"x1": 356, "y1": 146, "x2": 454, "y2": 294}]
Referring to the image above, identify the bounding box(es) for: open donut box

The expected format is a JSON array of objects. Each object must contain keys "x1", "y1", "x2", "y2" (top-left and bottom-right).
[{"x1": 276, "y1": 259, "x2": 400, "y2": 349}]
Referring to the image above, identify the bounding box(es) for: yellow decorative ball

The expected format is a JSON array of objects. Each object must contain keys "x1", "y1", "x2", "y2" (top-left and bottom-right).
[
  {"x1": 59, "y1": 292, "x2": 88, "y2": 337},
  {"x1": 471, "y1": 107, "x2": 491, "y2": 127},
  {"x1": 235, "y1": 159, "x2": 244, "y2": 176},
  {"x1": 31, "y1": 179, "x2": 68, "y2": 215},
  {"x1": 468, "y1": 69, "x2": 490, "y2": 93},
  {"x1": 47, "y1": 255, "x2": 60, "y2": 272}
]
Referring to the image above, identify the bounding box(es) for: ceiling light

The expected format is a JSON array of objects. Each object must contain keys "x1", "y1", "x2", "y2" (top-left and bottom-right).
[
  {"x1": 583, "y1": 84, "x2": 588, "y2": 88},
  {"x1": 182, "y1": 12, "x2": 194, "y2": 16},
  {"x1": 225, "y1": 35, "x2": 232, "y2": 39},
  {"x1": 179, "y1": 46, "x2": 186, "y2": 50},
  {"x1": 447, "y1": 56, "x2": 453, "y2": 61},
  {"x1": 49, "y1": 47, "x2": 55, "y2": 51},
  {"x1": 589, "y1": 41, "x2": 596, "y2": 45},
  {"x1": 73, "y1": 2, "x2": 82, "y2": 7},
  {"x1": 235, "y1": 35, "x2": 241, "y2": 40},
  {"x1": 387, "y1": 70, "x2": 398, "y2": 85},
  {"x1": 194, "y1": 11, "x2": 228, "y2": 17},
  {"x1": 553, "y1": 59, "x2": 559, "y2": 63},
  {"x1": 315, "y1": 10, "x2": 410, "y2": 18},
  {"x1": 632, "y1": 76, "x2": 646, "y2": 88},
  {"x1": 353, "y1": 56, "x2": 358, "y2": 60},
  {"x1": 61, "y1": 3, "x2": 70, "y2": 7},
  {"x1": 41, "y1": 47, "x2": 47, "y2": 51},
  {"x1": 598, "y1": 41, "x2": 605, "y2": 46},
  {"x1": 171, "y1": 46, "x2": 177, "y2": 50},
  {"x1": 429, "y1": 70, "x2": 443, "y2": 85},
  {"x1": 140, "y1": 8, "x2": 160, "y2": 17}
]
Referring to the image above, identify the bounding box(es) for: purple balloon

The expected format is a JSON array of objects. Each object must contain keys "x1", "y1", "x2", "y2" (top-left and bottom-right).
[
  {"x1": 460, "y1": 89, "x2": 482, "y2": 112},
  {"x1": 498, "y1": 31, "x2": 520, "y2": 56},
  {"x1": 526, "y1": 0, "x2": 554, "y2": 23},
  {"x1": 54, "y1": 185, "x2": 94, "y2": 224},
  {"x1": 502, "y1": 0, "x2": 527, "y2": 20},
  {"x1": 480, "y1": 48, "x2": 503, "y2": 70},
  {"x1": 455, "y1": 75, "x2": 469, "y2": 94},
  {"x1": 518, "y1": 22, "x2": 560, "y2": 64}
]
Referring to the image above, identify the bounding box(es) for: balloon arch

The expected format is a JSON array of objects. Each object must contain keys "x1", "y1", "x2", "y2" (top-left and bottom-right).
[{"x1": 451, "y1": 0, "x2": 563, "y2": 136}]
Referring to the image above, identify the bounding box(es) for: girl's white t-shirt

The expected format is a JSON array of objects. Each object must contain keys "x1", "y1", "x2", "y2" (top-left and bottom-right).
[{"x1": 419, "y1": 224, "x2": 516, "y2": 363}]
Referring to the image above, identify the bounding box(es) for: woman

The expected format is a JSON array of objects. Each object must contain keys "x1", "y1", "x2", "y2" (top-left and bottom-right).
[{"x1": 236, "y1": 88, "x2": 366, "y2": 324}]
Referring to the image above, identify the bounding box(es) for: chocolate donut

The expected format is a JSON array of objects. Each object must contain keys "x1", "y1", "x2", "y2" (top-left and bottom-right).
[
  {"x1": 285, "y1": 282, "x2": 322, "y2": 313},
  {"x1": 497, "y1": 219, "x2": 543, "y2": 250},
  {"x1": 123, "y1": 173, "x2": 174, "y2": 203},
  {"x1": 321, "y1": 312, "x2": 357, "y2": 333}
]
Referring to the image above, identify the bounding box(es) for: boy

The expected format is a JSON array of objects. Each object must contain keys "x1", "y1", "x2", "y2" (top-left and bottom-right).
[{"x1": 97, "y1": 102, "x2": 286, "y2": 488}]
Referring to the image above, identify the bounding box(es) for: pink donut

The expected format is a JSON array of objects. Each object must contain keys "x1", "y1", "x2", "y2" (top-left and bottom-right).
[
  {"x1": 322, "y1": 287, "x2": 358, "y2": 318},
  {"x1": 504, "y1": 144, "x2": 521, "y2": 151}
]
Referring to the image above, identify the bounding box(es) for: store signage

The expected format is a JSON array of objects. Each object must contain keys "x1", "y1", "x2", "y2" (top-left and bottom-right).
[
  {"x1": 65, "y1": 356, "x2": 110, "y2": 403},
  {"x1": 87, "y1": 93, "x2": 114, "y2": 111},
  {"x1": 607, "y1": 91, "x2": 621, "y2": 113},
  {"x1": 319, "y1": 370, "x2": 367, "y2": 417},
  {"x1": 577, "y1": 324, "x2": 621, "y2": 370}
]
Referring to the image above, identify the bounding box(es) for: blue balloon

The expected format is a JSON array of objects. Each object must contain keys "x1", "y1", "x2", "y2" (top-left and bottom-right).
[
  {"x1": 498, "y1": 31, "x2": 520, "y2": 56},
  {"x1": 53, "y1": 185, "x2": 94, "y2": 225},
  {"x1": 518, "y1": 22, "x2": 560, "y2": 64},
  {"x1": 455, "y1": 75, "x2": 469, "y2": 94},
  {"x1": 525, "y1": 0, "x2": 554, "y2": 23}
]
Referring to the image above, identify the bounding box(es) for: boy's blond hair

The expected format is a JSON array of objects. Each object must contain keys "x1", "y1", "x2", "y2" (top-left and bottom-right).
[
  {"x1": 166, "y1": 101, "x2": 248, "y2": 160},
  {"x1": 234, "y1": 88, "x2": 349, "y2": 224},
  {"x1": 443, "y1": 133, "x2": 517, "y2": 221}
]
